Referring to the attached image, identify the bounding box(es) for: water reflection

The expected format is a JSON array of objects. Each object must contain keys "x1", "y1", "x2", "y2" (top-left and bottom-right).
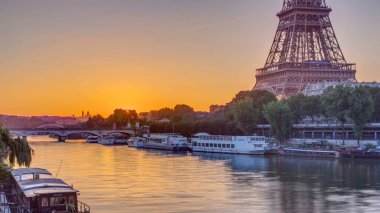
[
  {"x1": 26, "y1": 137, "x2": 380, "y2": 213},
  {"x1": 192, "y1": 152, "x2": 269, "y2": 172}
]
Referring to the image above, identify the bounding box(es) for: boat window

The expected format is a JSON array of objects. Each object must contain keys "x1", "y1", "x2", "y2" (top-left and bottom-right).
[
  {"x1": 255, "y1": 144, "x2": 262, "y2": 148},
  {"x1": 231, "y1": 144, "x2": 235, "y2": 149},
  {"x1": 41, "y1": 197, "x2": 49, "y2": 207},
  {"x1": 202, "y1": 143, "x2": 205, "y2": 147},
  {"x1": 222, "y1": 144, "x2": 226, "y2": 148},
  {"x1": 192, "y1": 142, "x2": 197, "y2": 146},
  {"x1": 206, "y1": 143, "x2": 209, "y2": 147},
  {"x1": 214, "y1": 143, "x2": 217, "y2": 148},
  {"x1": 227, "y1": 144, "x2": 230, "y2": 148},
  {"x1": 218, "y1": 144, "x2": 221, "y2": 148},
  {"x1": 20, "y1": 174, "x2": 33, "y2": 180},
  {"x1": 50, "y1": 197, "x2": 67, "y2": 206},
  {"x1": 68, "y1": 196, "x2": 75, "y2": 205}
]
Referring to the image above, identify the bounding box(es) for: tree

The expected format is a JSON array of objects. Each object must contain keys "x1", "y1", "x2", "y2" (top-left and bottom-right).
[
  {"x1": 209, "y1": 105, "x2": 225, "y2": 113},
  {"x1": 173, "y1": 104, "x2": 194, "y2": 115},
  {"x1": 84, "y1": 114, "x2": 108, "y2": 129},
  {"x1": 230, "y1": 91, "x2": 253, "y2": 103},
  {"x1": 250, "y1": 90, "x2": 277, "y2": 124},
  {"x1": 322, "y1": 85, "x2": 353, "y2": 145},
  {"x1": 367, "y1": 87, "x2": 380, "y2": 122},
  {"x1": 0, "y1": 124, "x2": 33, "y2": 182},
  {"x1": 372, "y1": 93, "x2": 380, "y2": 122},
  {"x1": 303, "y1": 95, "x2": 324, "y2": 120},
  {"x1": 230, "y1": 98, "x2": 259, "y2": 135},
  {"x1": 152, "y1": 108, "x2": 174, "y2": 119},
  {"x1": 263, "y1": 102, "x2": 293, "y2": 144},
  {"x1": 286, "y1": 94, "x2": 307, "y2": 123},
  {"x1": 348, "y1": 87, "x2": 374, "y2": 145},
  {"x1": 107, "y1": 109, "x2": 139, "y2": 128}
]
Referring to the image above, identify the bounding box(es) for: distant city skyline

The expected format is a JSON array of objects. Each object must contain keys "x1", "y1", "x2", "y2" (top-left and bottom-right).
[{"x1": 1, "y1": 0, "x2": 379, "y2": 116}]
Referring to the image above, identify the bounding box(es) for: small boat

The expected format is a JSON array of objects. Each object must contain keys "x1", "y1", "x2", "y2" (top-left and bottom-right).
[
  {"x1": 338, "y1": 148, "x2": 380, "y2": 159},
  {"x1": 86, "y1": 136, "x2": 99, "y2": 143},
  {"x1": 127, "y1": 137, "x2": 145, "y2": 148},
  {"x1": 143, "y1": 133, "x2": 189, "y2": 151},
  {"x1": 99, "y1": 134, "x2": 129, "y2": 146},
  {"x1": 190, "y1": 133, "x2": 269, "y2": 155},
  {"x1": 278, "y1": 147, "x2": 338, "y2": 158},
  {"x1": 10, "y1": 168, "x2": 90, "y2": 213},
  {"x1": 127, "y1": 138, "x2": 136, "y2": 147}
]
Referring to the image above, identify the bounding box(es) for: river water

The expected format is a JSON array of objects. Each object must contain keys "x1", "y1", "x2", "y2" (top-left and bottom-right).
[{"x1": 26, "y1": 136, "x2": 380, "y2": 213}]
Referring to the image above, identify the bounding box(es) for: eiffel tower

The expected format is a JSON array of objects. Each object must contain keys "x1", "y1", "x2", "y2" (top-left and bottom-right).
[{"x1": 254, "y1": 0, "x2": 356, "y2": 97}]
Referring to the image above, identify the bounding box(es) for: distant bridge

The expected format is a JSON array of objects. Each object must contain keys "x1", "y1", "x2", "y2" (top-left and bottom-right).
[{"x1": 9, "y1": 129, "x2": 136, "y2": 142}]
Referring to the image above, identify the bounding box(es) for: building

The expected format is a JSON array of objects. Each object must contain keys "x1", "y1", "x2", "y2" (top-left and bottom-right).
[
  {"x1": 254, "y1": 0, "x2": 356, "y2": 97},
  {"x1": 255, "y1": 122, "x2": 380, "y2": 146},
  {"x1": 303, "y1": 81, "x2": 380, "y2": 96}
]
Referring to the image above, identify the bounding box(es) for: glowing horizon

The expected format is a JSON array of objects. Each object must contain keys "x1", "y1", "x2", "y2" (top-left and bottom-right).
[{"x1": 1, "y1": 0, "x2": 379, "y2": 117}]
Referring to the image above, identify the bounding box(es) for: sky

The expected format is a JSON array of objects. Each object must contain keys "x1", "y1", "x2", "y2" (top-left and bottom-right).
[{"x1": 1, "y1": 0, "x2": 380, "y2": 116}]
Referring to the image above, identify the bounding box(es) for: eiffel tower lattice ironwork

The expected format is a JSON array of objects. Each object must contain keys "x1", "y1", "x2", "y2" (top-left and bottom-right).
[{"x1": 254, "y1": 0, "x2": 356, "y2": 97}]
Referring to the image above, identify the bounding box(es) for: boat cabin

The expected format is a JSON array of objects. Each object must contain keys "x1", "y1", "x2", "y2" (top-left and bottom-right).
[{"x1": 10, "y1": 168, "x2": 90, "y2": 213}]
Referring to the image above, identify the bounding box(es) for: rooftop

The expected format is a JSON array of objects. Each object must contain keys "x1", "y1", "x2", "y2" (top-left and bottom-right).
[{"x1": 11, "y1": 168, "x2": 77, "y2": 198}]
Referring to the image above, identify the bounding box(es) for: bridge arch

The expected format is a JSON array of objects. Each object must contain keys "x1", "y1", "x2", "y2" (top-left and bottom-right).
[
  {"x1": 64, "y1": 131, "x2": 101, "y2": 137},
  {"x1": 36, "y1": 124, "x2": 65, "y2": 130}
]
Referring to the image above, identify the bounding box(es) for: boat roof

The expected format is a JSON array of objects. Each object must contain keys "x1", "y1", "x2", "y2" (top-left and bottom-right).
[
  {"x1": 193, "y1": 133, "x2": 265, "y2": 138},
  {"x1": 11, "y1": 168, "x2": 51, "y2": 177},
  {"x1": 144, "y1": 133, "x2": 185, "y2": 138},
  {"x1": 11, "y1": 168, "x2": 77, "y2": 198},
  {"x1": 193, "y1": 133, "x2": 210, "y2": 137}
]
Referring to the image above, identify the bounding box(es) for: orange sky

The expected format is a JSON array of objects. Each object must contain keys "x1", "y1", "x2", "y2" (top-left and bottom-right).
[{"x1": 1, "y1": 1, "x2": 379, "y2": 116}]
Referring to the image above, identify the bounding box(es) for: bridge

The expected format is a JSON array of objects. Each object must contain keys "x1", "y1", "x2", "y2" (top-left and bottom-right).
[{"x1": 10, "y1": 128, "x2": 137, "y2": 142}]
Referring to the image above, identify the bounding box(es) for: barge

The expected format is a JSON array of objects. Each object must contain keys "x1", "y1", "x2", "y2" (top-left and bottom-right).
[
  {"x1": 278, "y1": 147, "x2": 338, "y2": 158},
  {"x1": 10, "y1": 168, "x2": 90, "y2": 213},
  {"x1": 338, "y1": 148, "x2": 380, "y2": 159}
]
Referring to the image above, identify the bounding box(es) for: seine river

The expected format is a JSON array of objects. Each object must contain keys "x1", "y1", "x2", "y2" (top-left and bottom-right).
[{"x1": 27, "y1": 136, "x2": 380, "y2": 213}]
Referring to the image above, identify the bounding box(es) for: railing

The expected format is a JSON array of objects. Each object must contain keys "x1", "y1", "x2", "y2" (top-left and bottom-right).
[
  {"x1": 78, "y1": 200, "x2": 91, "y2": 213},
  {"x1": 0, "y1": 191, "x2": 31, "y2": 213},
  {"x1": 256, "y1": 62, "x2": 356, "y2": 76}
]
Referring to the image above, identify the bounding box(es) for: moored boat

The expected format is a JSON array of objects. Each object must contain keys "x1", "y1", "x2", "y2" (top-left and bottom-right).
[
  {"x1": 338, "y1": 148, "x2": 380, "y2": 159},
  {"x1": 99, "y1": 134, "x2": 129, "y2": 146},
  {"x1": 143, "y1": 134, "x2": 188, "y2": 151},
  {"x1": 86, "y1": 135, "x2": 99, "y2": 143},
  {"x1": 10, "y1": 168, "x2": 90, "y2": 213},
  {"x1": 127, "y1": 138, "x2": 136, "y2": 147},
  {"x1": 278, "y1": 147, "x2": 338, "y2": 158},
  {"x1": 127, "y1": 137, "x2": 146, "y2": 148},
  {"x1": 190, "y1": 133, "x2": 269, "y2": 155}
]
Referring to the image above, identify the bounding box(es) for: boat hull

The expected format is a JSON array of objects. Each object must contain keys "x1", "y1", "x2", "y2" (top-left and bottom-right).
[
  {"x1": 143, "y1": 143, "x2": 188, "y2": 152},
  {"x1": 339, "y1": 151, "x2": 380, "y2": 159},
  {"x1": 278, "y1": 148, "x2": 338, "y2": 158},
  {"x1": 191, "y1": 148, "x2": 266, "y2": 155}
]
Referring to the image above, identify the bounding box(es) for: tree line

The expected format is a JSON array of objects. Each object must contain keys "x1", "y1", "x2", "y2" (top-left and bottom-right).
[
  {"x1": 83, "y1": 86, "x2": 380, "y2": 144},
  {"x1": 265, "y1": 85, "x2": 378, "y2": 145}
]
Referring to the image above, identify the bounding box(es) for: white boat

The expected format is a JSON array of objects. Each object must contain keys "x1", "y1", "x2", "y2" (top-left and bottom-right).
[
  {"x1": 127, "y1": 138, "x2": 136, "y2": 147},
  {"x1": 86, "y1": 136, "x2": 99, "y2": 143},
  {"x1": 99, "y1": 134, "x2": 129, "y2": 146},
  {"x1": 127, "y1": 137, "x2": 145, "y2": 148},
  {"x1": 142, "y1": 134, "x2": 189, "y2": 151},
  {"x1": 190, "y1": 133, "x2": 268, "y2": 155}
]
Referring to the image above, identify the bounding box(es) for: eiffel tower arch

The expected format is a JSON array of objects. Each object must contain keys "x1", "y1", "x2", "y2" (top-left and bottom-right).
[{"x1": 254, "y1": 0, "x2": 356, "y2": 97}]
